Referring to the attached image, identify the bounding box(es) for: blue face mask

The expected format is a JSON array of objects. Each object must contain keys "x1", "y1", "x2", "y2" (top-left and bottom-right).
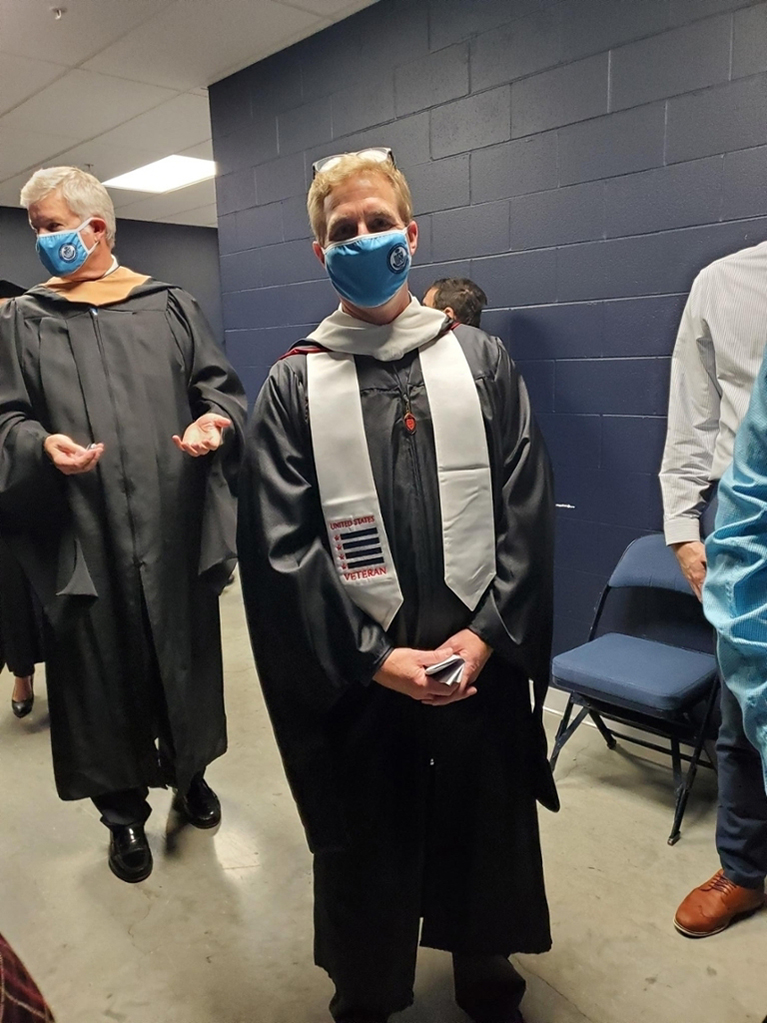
[
  {"x1": 36, "y1": 218, "x2": 98, "y2": 277},
  {"x1": 323, "y1": 229, "x2": 411, "y2": 308}
]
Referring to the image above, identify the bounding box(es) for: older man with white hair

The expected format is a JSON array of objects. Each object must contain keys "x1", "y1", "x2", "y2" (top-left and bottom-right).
[{"x1": 0, "y1": 167, "x2": 246, "y2": 883}]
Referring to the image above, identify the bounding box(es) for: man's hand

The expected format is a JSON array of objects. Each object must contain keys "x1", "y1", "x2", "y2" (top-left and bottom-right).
[
  {"x1": 374, "y1": 646, "x2": 478, "y2": 705},
  {"x1": 438, "y1": 628, "x2": 492, "y2": 689},
  {"x1": 172, "y1": 412, "x2": 232, "y2": 457},
  {"x1": 671, "y1": 540, "x2": 707, "y2": 601},
  {"x1": 43, "y1": 434, "x2": 104, "y2": 475}
]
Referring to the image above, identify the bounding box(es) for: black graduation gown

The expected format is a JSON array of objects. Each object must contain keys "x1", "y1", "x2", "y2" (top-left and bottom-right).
[
  {"x1": 238, "y1": 324, "x2": 557, "y2": 978},
  {"x1": 0, "y1": 280, "x2": 246, "y2": 799},
  {"x1": 0, "y1": 536, "x2": 41, "y2": 677}
]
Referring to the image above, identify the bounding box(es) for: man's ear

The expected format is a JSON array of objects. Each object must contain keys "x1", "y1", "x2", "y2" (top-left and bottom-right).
[
  {"x1": 444, "y1": 306, "x2": 456, "y2": 321},
  {"x1": 312, "y1": 240, "x2": 326, "y2": 266},
  {"x1": 88, "y1": 217, "x2": 108, "y2": 244},
  {"x1": 406, "y1": 220, "x2": 418, "y2": 256}
]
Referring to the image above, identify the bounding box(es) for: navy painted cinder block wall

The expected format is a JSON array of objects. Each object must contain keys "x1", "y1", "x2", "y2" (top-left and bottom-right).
[{"x1": 209, "y1": 0, "x2": 767, "y2": 655}]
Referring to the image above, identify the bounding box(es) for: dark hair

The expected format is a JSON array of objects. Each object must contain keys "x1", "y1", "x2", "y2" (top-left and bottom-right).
[{"x1": 426, "y1": 278, "x2": 488, "y2": 328}]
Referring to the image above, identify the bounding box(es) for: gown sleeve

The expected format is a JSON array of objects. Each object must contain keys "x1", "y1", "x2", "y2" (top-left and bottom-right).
[
  {"x1": 703, "y1": 350, "x2": 767, "y2": 789},
  {"x1": 165, "y1": 288, "x2": 248, "y2": 590},
  {"x1": 0, "y1": 298, "x2": 54, "y2": 512},
  {"x1": 166, "y1": 288, "x2": 247, "y2": 453},
  {"x1": 469, "y1": 340, "x2": 555, "y2": 709},
  {"x1": 238, "y1": 358, "x2": 393, "y2": 702}
]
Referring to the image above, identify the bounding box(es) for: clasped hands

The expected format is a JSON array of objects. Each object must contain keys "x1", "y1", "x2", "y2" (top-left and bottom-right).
[
  {"x1": 43, "y1": 412, "x2": 232, "y2": 475},
  {"x1": 374, "y1": 628, "x2": 492, "y2": 706}
]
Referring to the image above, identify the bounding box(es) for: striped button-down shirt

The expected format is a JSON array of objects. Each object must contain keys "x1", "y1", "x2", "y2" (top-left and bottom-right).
[{"x1": 660, "y1": 241, "x2": 767, "y2": 545}]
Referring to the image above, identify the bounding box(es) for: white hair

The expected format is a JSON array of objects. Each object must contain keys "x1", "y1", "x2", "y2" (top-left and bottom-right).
[{"x1": 20, "y1": 166, "x2": 117, "y2": 244}]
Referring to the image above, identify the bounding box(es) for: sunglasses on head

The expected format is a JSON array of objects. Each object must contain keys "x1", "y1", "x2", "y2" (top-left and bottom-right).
[{"x1": 312, "y1": 147, "x2": 396, "y2": 179}]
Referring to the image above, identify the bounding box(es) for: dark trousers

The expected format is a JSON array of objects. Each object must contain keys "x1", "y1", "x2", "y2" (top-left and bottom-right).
[
  {"x1": 92, "y1": 772, "x2": 204, "y2": 828},
  {"x1": 92, "y1": 787, "x2": 152, "y2": 827},
  {"x1": 316, "y1": 849, "x2": 526, "y2": 1023},
  {"x1": 717, "y1": 683, "x2": 767, "y2": 888},
  {"x1": 328, "y1": 950, "x2": 525, "y2": 1023},
  {"x1": 702, "y1": 490, "x2": 767, "y2": 888}
]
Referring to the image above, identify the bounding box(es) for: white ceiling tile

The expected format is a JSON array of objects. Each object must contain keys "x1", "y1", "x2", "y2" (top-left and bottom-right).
[
  {"x1": 96, "y1": 93, "x2": 211, "y2": 154},
  {"x1": 109, "y1": 188, "x2": 159, "y2": 211},
  {"x1": 0, "y1": 0, "x2": 176, "y2": 66},
  {"x1": 282, "y1": 0, "x2": 377, "y2": 16},
  {"x1": 180, "y1": 140, "x2": 215, "y2": 160},
  {"x1": 112, "y1": 178, "x2": 216, "y2": 219},
  {"x1": 0, "y1": 69, "x2": 177, "y2": 137},
  {"x1": 0, "y1": 0, "x2": 378, "y2": 227},
  {"x1": 83, "y1": 0, "x2": 325, "y2": 90},
  {"x1": 48, "y1": 139, "x2": 166, "y2": 186},
  {"x1": 158, "y1": 205, "x2": 218, "y2": 228},
  {"x1": 0, "y1": 172, "x2": 34, "y2": 208},
  {"x1": 0, "y1": 54, "x2": 69, "y2": 117},
  {"x1": 0, "y1": 125, "x2": 81, "y2": 181}
]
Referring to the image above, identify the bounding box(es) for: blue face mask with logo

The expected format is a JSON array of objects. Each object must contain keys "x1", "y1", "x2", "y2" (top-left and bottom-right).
[
  {"x1": 323, "y1": 229, "x2": 412, "y2": 308},
  {"x1": 36, "y1": 219, "x2": 98, "y2": 277}
]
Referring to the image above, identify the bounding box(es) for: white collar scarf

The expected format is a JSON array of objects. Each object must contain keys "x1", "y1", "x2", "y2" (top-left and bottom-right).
[
  {"x1": 307, "y1": 294, "x2": 449, "y2": 362},
  {"x1": 306, "y1": 297, "x2": 496, "y2": 630}
]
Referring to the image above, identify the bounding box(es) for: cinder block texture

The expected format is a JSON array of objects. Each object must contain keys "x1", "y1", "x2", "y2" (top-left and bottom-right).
[{"x1": 210, "y1": 0, "x2": 767, "y2": 654}]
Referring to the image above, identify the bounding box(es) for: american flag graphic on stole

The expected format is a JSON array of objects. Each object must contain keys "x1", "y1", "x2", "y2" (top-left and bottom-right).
[{"x1": 328, "y1": 515, "x2": 390, "y2": 581}]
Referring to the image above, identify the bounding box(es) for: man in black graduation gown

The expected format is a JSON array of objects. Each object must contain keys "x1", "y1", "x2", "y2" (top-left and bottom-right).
[
  {"x1": 0, "y1": 167, "x2": 246, "y2": 883},
  {"x1": 0, "y1": 281, "x2": 43, "y2": 719},
  {"x1": 238, "y1": 150, "x2": 558, "y2": 1023}
]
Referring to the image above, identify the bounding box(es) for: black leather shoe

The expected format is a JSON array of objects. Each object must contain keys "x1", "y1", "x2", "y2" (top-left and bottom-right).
[
  {"x1": 172, "y1": 775, "x2": 221, "y2": 829},
  {"x1": 108, "y1": 825, "x2": 153, "y2": 883},
  {"x1": 11, "y1": 677, "x2": 34, "y2": 719}
]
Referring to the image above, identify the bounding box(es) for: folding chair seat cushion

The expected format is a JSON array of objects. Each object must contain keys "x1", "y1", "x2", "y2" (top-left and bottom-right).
[{"x1": 551, "y1": 633, "x2": 718, "y2": 716}]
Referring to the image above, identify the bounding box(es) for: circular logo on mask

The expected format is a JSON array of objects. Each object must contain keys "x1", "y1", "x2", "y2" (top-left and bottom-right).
[
  {"x1": 59, "y1": 243, "x2": 78, "y2": 263},
  {"x1": 388, "y1": 243, "x2": 408, "y2": 274}
]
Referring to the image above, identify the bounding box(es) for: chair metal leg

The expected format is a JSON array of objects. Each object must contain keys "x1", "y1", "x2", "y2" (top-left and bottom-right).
[
  {"x1": 549, "y1": 696, "x2": 574, "y2": 770},
  {"x1": 669, "y1": 762, "x2": 697, "y2": 848},
  {"x1": 589, "y1": 710, "x2": 617, "y2": 750},
  {"x1": 668, "y1": 738, "x2": 684, "y2": 846},
  {"x1": 549, "y1": 698, "x2": 589, "y2": 771},
  {"x1": 668, "y1": 679, "x2": 721, "y2": 847}
]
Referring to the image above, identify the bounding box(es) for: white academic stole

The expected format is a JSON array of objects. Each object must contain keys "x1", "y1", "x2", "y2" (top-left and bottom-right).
[{"x1": 306, "y1": 332, "x2": 495, "y2": 630}]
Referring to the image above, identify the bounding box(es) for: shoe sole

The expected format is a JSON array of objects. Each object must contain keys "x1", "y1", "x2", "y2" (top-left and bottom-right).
[
  {"x1": 176, "y1": 815, "x2": 221, "y2": 830},
  {"x1": 108, "y1": 858, "x2": 153, "y2": 884},
  {"x1": 673, "y1": 902, "x2": 764, "y2": 938},
  {"x1": 186, "y1": 816, "x2": 221, "y2": 830}
]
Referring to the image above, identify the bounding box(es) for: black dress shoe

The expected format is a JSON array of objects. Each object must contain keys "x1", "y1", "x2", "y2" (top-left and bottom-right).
[
  {"x1": 172, "y1": 775, "x2": 221, "y2": 829},
  {"x1": 108, "y1": 824, "x2": 153, "y2": 883},
  {"x1": 11, "y1": 677, "x2": 34, "y2": 719}
]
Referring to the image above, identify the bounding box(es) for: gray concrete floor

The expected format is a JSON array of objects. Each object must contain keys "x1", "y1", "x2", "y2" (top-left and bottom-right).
[{"x1": 1, "y1": 582, "x2": 765, "y2": 1023}]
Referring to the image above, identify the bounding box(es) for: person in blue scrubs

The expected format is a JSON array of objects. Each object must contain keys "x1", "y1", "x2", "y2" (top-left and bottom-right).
[{"x1": 703, "y1": 346, "x2": 767, "y2": 932}]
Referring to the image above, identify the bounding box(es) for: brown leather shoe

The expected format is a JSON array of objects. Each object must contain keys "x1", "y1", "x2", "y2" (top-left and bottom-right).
[{"x1": 674, "y1": 869, "x2": 764, "y2": 937}]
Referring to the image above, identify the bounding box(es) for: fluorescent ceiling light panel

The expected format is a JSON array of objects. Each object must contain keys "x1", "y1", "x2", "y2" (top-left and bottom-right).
[{"x1": 104, "y1": 155, "x2": 216, "y2": 193}]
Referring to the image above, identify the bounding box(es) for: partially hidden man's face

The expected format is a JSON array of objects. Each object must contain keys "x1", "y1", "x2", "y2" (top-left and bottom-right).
[
  {"x1": 313, "y1": 173, "x2": 418, "y2": 262},
  {"x1": 422, "y1": 286, "x2": 455, "y2": 320}
]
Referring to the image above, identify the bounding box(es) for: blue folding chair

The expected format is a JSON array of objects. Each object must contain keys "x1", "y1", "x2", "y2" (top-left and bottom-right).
[{"x1": 550, "y1": 533, "x2": 720, "y2": 845}]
